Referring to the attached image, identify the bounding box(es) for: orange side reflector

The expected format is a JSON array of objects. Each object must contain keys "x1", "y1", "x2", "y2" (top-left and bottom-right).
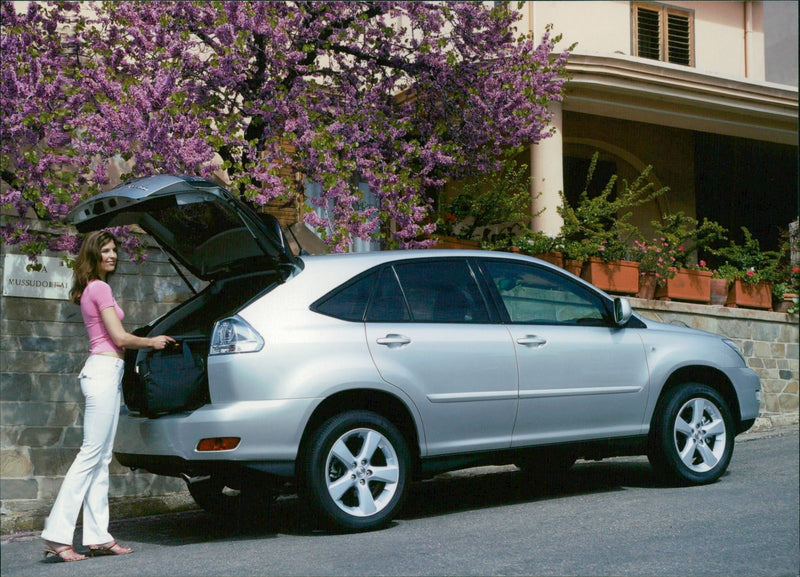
[{"x1": 196, "y1": 437, "x2": 241, "y2": 452}]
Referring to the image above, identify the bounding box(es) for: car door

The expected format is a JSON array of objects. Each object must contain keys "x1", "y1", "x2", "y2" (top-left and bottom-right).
[
  {"x1": 365, "y1": 258, "x2": 519, "y2": 456},
  {"x1": 480, "y1": 258, "x2": 650, "y2": 446}
]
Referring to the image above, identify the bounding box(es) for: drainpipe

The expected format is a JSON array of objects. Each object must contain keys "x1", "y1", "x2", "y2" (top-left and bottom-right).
[{"x1": 744, "y1": 1, "x2": 753, "y2": 78}]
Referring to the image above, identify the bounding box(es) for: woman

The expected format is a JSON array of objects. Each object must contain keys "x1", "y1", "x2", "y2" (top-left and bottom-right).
[{"x1": 42, "y1": 230, "x2": 174, "y2": 562}]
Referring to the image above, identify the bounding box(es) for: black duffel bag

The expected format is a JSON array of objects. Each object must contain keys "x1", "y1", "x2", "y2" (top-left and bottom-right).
[{"x1": 136, "y1": 341, "x2": 207, "y2": 417}]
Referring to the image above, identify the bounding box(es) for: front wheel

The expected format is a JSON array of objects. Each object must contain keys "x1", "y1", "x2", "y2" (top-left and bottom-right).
[
  {"x1": 648, "y1": 383, "x2": 735, "y2": 485},
  {"x1": 302, "y1": 410, "x2": 410, "y2": 532}
]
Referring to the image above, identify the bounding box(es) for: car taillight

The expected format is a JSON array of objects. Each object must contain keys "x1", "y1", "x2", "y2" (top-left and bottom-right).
[{"x1": 209, "y1": 316, "x2": 264, "y2": 355}]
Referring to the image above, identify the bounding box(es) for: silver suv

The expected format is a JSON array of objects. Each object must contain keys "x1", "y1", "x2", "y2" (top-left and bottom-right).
[{"x1": 67, "y1": 175, "x2": 761, "y2": 532}]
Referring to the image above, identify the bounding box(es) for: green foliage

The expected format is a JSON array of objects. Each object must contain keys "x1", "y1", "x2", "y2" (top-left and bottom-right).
[
  {"x1": 642, "y1": 212, "x2": 728, "y2": 269},
  {"x1": 770, "y1": 228, "x2": 800, "y2": 299},
  {"x1": 438, "y1": 155, "x2": 540, "y2": 244},
  {"x1": 510, "y1": 230, "x2": 557, "y2": 254},
  {"x1": 632, "y1": 237, "x2": 678, "y2": 285},
  {"x1": 714, "y1": 227, "x2": 781, "y2": 284},
  {"x1": 556, "y1": 153, "x2": 668, "y2": 261}
]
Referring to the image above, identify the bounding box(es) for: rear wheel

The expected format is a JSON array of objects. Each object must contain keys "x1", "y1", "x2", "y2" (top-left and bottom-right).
[
  {"x1": 648, "y1": 383, "x2": 734, "y2": 485},
  {"x1": 302, "y1": 410, "x2": 410, "y2": 532}
]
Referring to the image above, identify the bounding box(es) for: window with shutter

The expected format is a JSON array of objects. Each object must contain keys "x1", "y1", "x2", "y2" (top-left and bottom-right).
[{"x1": 633, "y1": 3, "x2": 694, "y2": 66}]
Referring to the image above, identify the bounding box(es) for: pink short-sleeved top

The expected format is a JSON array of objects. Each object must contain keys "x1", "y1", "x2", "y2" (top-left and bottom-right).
[{"x1": 81, "y1": 280, "x2": 125, "y2": 355}]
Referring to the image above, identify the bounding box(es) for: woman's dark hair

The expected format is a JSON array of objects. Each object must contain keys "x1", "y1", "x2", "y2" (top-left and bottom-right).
[{"x1": 69, "y1": 231, "x2": 118, "y2": 304}]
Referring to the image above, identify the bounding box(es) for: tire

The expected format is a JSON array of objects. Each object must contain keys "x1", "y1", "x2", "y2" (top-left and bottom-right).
[
  {"x1": 648, "y1": 383, "x2": 735, "y2": 485},
  {"x1": 302, "y1": 410, "x2": 410, "y2": 532},
  {"x1": 187, "y1": 473, "x2": 276, "y2": 517}
]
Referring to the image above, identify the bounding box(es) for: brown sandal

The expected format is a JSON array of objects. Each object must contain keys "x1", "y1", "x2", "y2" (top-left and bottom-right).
[
  {"x1": 88, "y1": 541, "x2": 133, "y2": 557},
  {"x1": 43, "y1": 545, "x2": 87, "y2": 562}
]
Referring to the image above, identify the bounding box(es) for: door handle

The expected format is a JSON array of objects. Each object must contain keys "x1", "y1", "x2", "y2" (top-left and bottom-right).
[
  {"x1": 376, "y1": 334, "x2": 412, "y2": 347},
  {"x1": 516, "y1": 335, "x2": 547, "y2": 348}
]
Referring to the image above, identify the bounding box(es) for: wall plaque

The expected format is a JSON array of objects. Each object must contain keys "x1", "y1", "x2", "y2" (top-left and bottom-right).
[{"x1": 3, "y1": 254, "x2": 72, "y2": 300}]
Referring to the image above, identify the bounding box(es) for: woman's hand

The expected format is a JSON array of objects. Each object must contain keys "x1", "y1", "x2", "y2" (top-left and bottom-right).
[
  {"x1": 149, "y1": 335, "x2": 176, "y2": 350},
  {"x1": 101, "y1": 307, "x2": 177, "y2": 351}
]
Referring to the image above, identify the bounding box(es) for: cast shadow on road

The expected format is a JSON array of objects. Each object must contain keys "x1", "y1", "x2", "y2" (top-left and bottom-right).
[{"x1": 114, "y1": 457, "x2": 660, "y2": 545}]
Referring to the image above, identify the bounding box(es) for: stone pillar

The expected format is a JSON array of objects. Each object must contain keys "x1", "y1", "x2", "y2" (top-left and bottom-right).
[{"x1": 530, "y1": 101, "x2": 565, "y2": 236}]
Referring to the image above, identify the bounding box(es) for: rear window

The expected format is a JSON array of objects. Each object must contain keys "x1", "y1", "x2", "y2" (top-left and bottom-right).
[
  {"x1": 133, "y1": 193, "x2": 273, "y2": 277},
  {"x1": 314, "y1": 271, "x2": 377, "y2": 322},
  {"x1": 392, "y1": 260, "x2": 490, "y2": 323},
  {"x1": 313, "y1": 258, "x2": 491, "y2": 324}
]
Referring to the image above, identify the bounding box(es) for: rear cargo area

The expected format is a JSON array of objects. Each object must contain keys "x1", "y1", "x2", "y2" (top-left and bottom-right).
[{"x1": 122, "y1": 271, "x2": 280, "y2": 416}]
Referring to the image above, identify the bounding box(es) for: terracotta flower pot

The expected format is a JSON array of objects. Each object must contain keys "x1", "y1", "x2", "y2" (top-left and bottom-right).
[
  {"x1": 581, "y1": 257, "x2": 640, "y2": 295},
  {"x1": 533, "y1": 251, "x2": 564, "y2": 268},
  {"x1": 636, "y1": 272, "x2": 658, "y2": 300},
  {"x1": 726, "y1": 279, "x2": 773, "y2": 310},
  {"x1": 710, "y1": 278, "x2": 729, "y2": 306},
  {"x1": 655, "y1": 268, "x2": 712, "y2": 304},
  {"x1": 434, "y1": 236, "x2": 481, "y2": 249},
  {"x1": 563, "y1": 259, "x2": 584, "y2": 277},
  {"x1": 774, "y1": 293, "x2": 798, "y2": 313}
]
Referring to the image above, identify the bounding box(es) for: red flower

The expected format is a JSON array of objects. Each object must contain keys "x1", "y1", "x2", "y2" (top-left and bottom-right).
[{"x1": 746, "y1": 269, "x2": 755, "y2": 277}]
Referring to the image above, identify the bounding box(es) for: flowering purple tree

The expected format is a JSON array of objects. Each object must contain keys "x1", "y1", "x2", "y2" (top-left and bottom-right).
[{"x1": 1, "y1": 1, "x2": 569, "y2": 255}]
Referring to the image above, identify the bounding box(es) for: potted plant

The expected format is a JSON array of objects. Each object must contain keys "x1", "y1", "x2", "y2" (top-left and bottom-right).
[
  {"x1": 436, "y1": 156, "x2": 536, "y2": 250},
  {"x1": 770, "y1": 229, "x2": 799, "y2": 313},
  {"x1": 715, "y1": 227, "x2": 780, "y2": 310},
  {"x1": 555, "y1": 238, "x2": 592, "y2": 276},
  {"x1": 648, "y1": 213, "x2": 727, "y2": 304},
  {"x1": 772, "y1": 280, "x2": 799, "y2": 314},
  {"x1": 710, "y1": 271, "x2": 730, "y2": 306},
  {"x1": 556, "y1": 153, "x2": 668, "y2": 294},
  {"x1": 511, "y1": 231, "x2": 563, "y2": 266},
  {"x1": 631, "y1": 237, "x2": 679, "y2": 299}
]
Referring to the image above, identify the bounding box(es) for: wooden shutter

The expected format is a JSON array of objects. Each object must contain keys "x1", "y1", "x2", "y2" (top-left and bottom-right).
[
  {"x1": 636, "y1": 6, "x2": 662, "y2": 61},
  {"x1": 634, "y1": 3, "x2": 694, "y2": 67},
  {"x1": 666, "y1": 11, "x2": 692, "y2": 65}
]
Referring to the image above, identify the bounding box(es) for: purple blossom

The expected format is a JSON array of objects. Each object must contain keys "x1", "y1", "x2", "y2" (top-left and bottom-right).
[{"x1": 2, "y1": 1, "x2": 569, "y2": 254}]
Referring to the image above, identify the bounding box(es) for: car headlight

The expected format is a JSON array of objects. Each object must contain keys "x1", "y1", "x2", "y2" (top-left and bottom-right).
[
  {"x1": 210, "y1": 316, "x2": 264, "y2": 355},
  {"x1": 722, "y1": 338, "x2": 747, "y2": 365}
]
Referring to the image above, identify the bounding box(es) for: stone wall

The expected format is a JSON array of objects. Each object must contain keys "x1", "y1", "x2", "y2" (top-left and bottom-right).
[
  {"x1": 1, "y1": 241, "x2": 203, "y2": 535},
  {"x1": 1, "y1": 242, "x2": 798, "y2": 535},
  {"x1": 629, "y1": 297, "x2": 799, "y2": 428}
]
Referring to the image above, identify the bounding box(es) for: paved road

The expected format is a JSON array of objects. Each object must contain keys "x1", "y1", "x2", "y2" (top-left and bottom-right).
[{"x1": 2, "y1": 429, "x2": 797, "y2": 576}]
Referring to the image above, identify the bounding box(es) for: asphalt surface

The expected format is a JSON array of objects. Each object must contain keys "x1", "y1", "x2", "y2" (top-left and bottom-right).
[{"x1": 1, "y1": 427, "x2": 798, "y2": 576}]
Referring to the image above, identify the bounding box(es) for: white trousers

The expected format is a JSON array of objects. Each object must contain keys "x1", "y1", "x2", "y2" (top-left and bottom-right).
[{"x1": 41, "y1": 355, "x2": 124, "y2": 546}]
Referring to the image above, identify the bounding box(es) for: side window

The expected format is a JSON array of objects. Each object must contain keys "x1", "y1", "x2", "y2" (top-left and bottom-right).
[
  {"x1": 314, "y1": 271, "x2": 377, "y2": 321},
  {"x1": 392, "y1": 260, "x2": 490, "y2": 323},
  {"x1": 366, "y1": 267, "x2": 411, "y2": 322},
  {"x1": 483, "y1": 260, "x2": 609, "y2": 326}
]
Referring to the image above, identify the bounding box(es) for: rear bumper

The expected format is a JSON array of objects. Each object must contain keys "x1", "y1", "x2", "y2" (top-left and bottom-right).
[
  {"x1": 113, "y1": 452, "x2": 296, "y2": 478},
  {"x1": 113, "y1": 397, "x2": 319, "y2": 476}
]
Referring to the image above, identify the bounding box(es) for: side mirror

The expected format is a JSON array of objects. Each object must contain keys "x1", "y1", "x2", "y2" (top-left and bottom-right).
[{"x1": 613, "y1": 297, "x2": 632, "y2": 327}]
